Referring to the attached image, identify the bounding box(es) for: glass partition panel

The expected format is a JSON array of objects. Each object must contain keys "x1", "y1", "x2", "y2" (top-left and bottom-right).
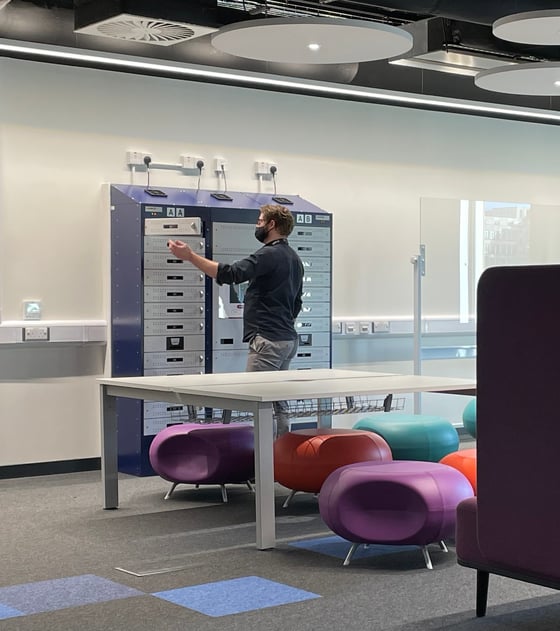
[{"x1": 419, "y1": 198, "x2": 560, "y2": 421}]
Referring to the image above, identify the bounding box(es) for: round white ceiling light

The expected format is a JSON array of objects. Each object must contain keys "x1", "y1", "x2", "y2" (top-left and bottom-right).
[
  {"x1": 493, "y1": 10, "x2": 560, "y2": 45},
  {"x1": 211, "y1": 17, "x2": 413, "y2": 64},
  {"x1": 475, "y1": 62, "x2": 560, "y2": 96}
]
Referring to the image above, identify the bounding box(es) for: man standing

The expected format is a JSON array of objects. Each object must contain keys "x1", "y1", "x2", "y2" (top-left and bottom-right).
[{"x1": 168, "y1": 204, "x2": 304, "y2": 437}]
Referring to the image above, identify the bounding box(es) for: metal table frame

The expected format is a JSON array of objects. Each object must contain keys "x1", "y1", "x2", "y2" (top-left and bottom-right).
[{"x1": 99, "y1": 369, "x2": 475, "y2": 549}]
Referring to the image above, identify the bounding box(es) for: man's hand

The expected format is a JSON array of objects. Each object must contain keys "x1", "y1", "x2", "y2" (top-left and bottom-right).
[
  {"x1": 167, "y1": 239, "x2": 219, "y2": 278},
  {"x1": 168, "y1": 239, "x2": 193, "y2": 262}
]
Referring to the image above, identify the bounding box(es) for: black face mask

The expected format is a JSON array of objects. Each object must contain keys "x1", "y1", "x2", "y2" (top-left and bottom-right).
[{"x1": 254, "y1": 225, "x2": 269, "y2": 243}]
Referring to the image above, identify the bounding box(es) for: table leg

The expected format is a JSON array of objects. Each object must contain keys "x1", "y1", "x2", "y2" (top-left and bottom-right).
[
  {"x1": 317, "y1": 397, "x2": 333, "y2": 428},
  {"x1": 100, "y1": 385, "x2": 118, "y2": 509},
  {"x1": 253, "y1": 402, "x2": 275, "y2": 549}
]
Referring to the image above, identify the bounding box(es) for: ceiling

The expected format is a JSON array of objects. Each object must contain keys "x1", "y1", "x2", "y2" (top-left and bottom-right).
[{"x1": 2, "y1": 0, "x2": 560, "y2": 116}]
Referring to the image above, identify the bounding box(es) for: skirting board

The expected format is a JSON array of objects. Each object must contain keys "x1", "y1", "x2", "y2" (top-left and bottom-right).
[{"x1": 0, "y1": 458, "x2": 101, "y2": 479}]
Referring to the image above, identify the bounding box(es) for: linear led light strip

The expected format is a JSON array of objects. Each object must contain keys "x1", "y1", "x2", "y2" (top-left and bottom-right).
[{"x1": 2, "y1": 39, "x2": 560, "y2": 123}]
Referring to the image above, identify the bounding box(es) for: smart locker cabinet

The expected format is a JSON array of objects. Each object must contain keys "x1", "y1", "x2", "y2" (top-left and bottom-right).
[{"x1": 110, "y1": 185, "x2": 332, "y2": 475}]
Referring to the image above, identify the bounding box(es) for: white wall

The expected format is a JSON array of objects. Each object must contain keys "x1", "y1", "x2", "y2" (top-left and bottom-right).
[{"x1": 1, "y1": 57, "x2": 560, "y2": 466}]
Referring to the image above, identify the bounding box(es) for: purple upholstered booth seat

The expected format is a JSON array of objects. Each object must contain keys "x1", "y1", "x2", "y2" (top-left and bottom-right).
[
  {"x1": 319, "y1": 460, "x2": 473, "y2": 568},
  {"x1": 456, "y1": 265, "x2": 560, "y2": 618},
  {"x1": 148, "y1": 423, "x2": 254, "y2": 502}
]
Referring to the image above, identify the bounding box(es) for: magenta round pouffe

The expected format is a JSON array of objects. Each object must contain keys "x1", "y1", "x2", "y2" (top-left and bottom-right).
[
  {"x1": 149, "y1": 423, "x2": 254, "y2": 485},
  {"x1": 319, "y1": 460, "x2": 473, "y2": 545}
]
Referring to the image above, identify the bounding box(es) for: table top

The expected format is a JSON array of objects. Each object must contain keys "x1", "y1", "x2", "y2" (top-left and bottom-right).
[{"x1": 99, "y1": 369, "x2": 476, "y2": 402}]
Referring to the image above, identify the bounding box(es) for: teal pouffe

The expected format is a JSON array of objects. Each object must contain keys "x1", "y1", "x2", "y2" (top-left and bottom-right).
[
  {"x1": 462, "y1": 399, "x2": 476, "y2": 438},
  {"x1": 353, "y1": 413, "x2": 459, "y2": 462}
]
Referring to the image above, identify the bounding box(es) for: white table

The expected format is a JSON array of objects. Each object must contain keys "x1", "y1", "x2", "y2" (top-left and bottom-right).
[{"x1": 98, "y1": 368, "x2": 476, "y2": 549}]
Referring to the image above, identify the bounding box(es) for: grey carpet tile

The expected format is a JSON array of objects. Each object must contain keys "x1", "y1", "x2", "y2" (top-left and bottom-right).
[{"x1": 1, "y1": 470, "x2": 559, "y2": 630}]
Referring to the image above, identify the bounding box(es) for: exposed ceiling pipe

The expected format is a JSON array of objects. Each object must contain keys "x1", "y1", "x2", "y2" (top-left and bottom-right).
[{"x1": 363, "y1": 1, "x2": 560, "y2": 26}]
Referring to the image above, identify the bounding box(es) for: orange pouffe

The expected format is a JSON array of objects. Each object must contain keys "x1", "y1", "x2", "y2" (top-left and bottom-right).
[
  {"x1": 274, "y1": 428, "x2": 393, "y2": 504},
  {"x1": 440, "y1": 448, "x2": 477, "y2": 494}
]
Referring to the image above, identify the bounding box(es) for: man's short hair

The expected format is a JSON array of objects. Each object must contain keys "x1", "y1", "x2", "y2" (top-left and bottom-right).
[{"x1": 260, "y1": 204, "x2": 294, "y2": 237}]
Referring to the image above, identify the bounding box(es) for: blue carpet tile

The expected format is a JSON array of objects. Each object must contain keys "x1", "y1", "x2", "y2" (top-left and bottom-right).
[
  {"x1": 290, "y1": 535, "x2": 418, "y2": 560},
  {"x1": 0, "y1": 574, "x2": 143, "y2": 617},
  {"x1": 153, "y1": 575, "x2": 320, "y2": 617},
  {"x1": 0, "y1": 603, "x2": 24, "y2": 620}
]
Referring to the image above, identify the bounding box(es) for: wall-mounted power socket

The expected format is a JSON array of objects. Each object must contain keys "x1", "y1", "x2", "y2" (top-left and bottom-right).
[
  {"x1": 373, "y1": 320, "x2": 391, "y2": 333},
  {"x1": 23, "y1": 326, "x2": 49, "y2": 341},
  {"x1": 255, "y1": 161, "x2": 276, "y2": 176},
  {"x1": 214, "y1": 157, "x2": 228, "y2": 173},
  {"x1": 126, "y1": 151, "x2": 151, "y2": 167},
  {"x1": 359, "y1": 322, "x2": 372, "y2": 334},
  {"x1": 180, "y1": 155, "x2": 205, "y2": 170},
  {"x1": 344, "y1": 322, "x2": 359, "y2": 335}
]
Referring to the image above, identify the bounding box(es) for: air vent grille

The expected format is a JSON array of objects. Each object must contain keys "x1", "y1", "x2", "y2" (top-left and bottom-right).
[{"x1": 75, "y1": 14, "x2": 216, "y2": 46}]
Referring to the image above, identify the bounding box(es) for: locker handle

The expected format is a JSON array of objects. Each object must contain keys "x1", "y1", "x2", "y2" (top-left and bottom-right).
[{"x1": 163, "y1": 224, "x2": 179, "y2": 229}]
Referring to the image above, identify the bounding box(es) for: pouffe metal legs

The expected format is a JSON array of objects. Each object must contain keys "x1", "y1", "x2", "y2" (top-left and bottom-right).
[
  {"x1": 164, "y1": 482, "x2": 179, "y2": 500},
  {"x1": 342, "y1": 540, "x2": 448, "y2": 569}
]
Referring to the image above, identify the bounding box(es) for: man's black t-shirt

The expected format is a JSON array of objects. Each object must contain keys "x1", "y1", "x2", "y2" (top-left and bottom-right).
[{"x1": 216, "y1": 239, "x2": 303, "y2": 342}]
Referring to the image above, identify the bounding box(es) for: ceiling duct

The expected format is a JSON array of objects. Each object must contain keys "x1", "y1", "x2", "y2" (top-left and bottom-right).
[
  {"x1": 388, "y1": 17, "x2": 545, "y2": 77},
  {"x1": 74, "y1": 0, "x2": 229, "y2": 45}
]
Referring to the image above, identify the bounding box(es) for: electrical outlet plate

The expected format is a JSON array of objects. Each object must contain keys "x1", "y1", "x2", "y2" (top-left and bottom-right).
[
  {"x1": 374, "y1": 320, "x2": 391, "y2": 333},
  {"x1": 126, "y1": 151, "x2": 151, "y2": 166},
  {"x1": 344, "y1": 322, "x2": 358, "y2": 335},
  {"x1": 180, "y1": 155, "x2": 204, "y2": 170},
  {"x1": 359, "y1": 321, "x2": 372, "y2": 334},
  {"x1": 24, "y1": 326, "x2": 49, "y2": 341},
  {"x1": 255, "y1": 161, "x2": 277, "y2": 176},
  {"x1": 214, "y1": 157, "x2": 228, "y2": 172}
]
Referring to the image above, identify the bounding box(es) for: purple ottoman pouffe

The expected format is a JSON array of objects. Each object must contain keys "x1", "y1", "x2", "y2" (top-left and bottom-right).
[
  {"x1": 148, "y1": 423, "x2": 255, "y2": 502},
  {"x1": 318, "y1": 460, "x2": 474, "y2": 568}
]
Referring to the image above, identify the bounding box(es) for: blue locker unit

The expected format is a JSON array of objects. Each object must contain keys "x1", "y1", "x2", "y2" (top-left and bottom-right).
[{"x1": 110, "y1": 184, "x2": 332, "y2": 475}]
